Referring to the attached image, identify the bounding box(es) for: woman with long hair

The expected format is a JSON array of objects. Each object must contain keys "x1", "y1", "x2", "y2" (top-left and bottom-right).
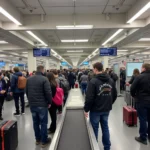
[
  {"x1": 128, "y1": 68, "x2": 140, "y2": 85},
  {"x1": 47, "y1": 72, "x2": 57, "y2": 134}
]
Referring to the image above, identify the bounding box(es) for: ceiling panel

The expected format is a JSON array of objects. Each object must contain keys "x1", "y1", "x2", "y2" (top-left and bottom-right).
[
  {"x1": 40, "y1": 0, "x2": 73, "y2": 6},
  {"x1": 138, "y1": 9, "x2": 150, "y2": 19},
  {"x1": 18, "y1": 7, "x2": 44, "y2": 14},
  {"x1": 108, "y1": 0, "x2": 137, "y2": 5},
  {"x1": 9, "y1": 0, "x2": 25, "y2": 7},
  {"x1": 75, "y1": 0, "x2": 108, "y2": 5},
  {"x1": 104, "y1": 5, "x2": 131, "y2": 13},
  {"x1": 44, "y1": 7, "x2": 73, "y2": 15},
  {"x1": 75, "y1": 6, "x2": 104, "y2": 14},
  {"x1": 10, "y1": 0, "x2": 40, "y2": 7},
  {"x1": 0, "y1": 14, "x2": 10, "y2": 21}
]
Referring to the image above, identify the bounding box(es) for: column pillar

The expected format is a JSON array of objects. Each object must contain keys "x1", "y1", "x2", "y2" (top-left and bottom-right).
[
  {"x1": 5, "y1": 63, "x2": 9, "y2": 70},
  {"x1": 103, "y1": 56, "x2": 109, "y2": 70},
  {"x1": 89, "y1": 61, "x2": 93, "y2": 69},
  {"x1": 56, "y1": 61, "x2": 60, "y2": 70},
  {"x1": 45, "y1": 59, "x2": 49, "y2": 70},
  {"x1": 28, "y1": 50, "x2": 36, "y2": 73}
]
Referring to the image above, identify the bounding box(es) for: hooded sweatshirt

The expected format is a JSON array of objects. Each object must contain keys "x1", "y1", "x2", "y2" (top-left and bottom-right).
[{"x1": 84, "y1": 73, "x2": 117, "y2": 112}]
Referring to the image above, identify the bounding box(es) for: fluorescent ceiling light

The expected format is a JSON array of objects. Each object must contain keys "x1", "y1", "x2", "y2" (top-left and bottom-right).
[
  {"x1": 102, "y1": 29, "x2": 123, "y2": 46},
  {"x1": 56, "y1": 25, "x2": 93, "y2": 30},
  {"x1": 139, "y1": 38, "x2": 150, "y2": 41},
  {"x1": 67, "y1": 50, "x2": 83, "y2": 53},
  {"x1": 0, "y1": 41, "x2": 8, "y2": 44},
  {"x1": 118, "y1": 50, "x2": 128, "y2": 52},
  {"x1": 0, "y1": 7, "x2": 22, "y2": 25},
  {"x1": 26, "y1": 31, "x2": 48, "y2": 46},
  {"x1": 22, "y1": 52, "x2": 28, "y2": 54},
  {"x1": 61, "y1": 39, "x2": 88, "y2": 43},
  {"x1": 127, "y1": 2, "x2": 150, "y2": 23}
]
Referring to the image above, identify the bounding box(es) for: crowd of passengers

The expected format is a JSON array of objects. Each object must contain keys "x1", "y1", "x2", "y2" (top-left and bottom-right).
[{"x1": 0, "y1": 62, "x2": 150, "y2": 149}]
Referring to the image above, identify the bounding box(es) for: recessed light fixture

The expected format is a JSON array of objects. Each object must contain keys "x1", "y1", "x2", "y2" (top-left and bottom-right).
[
  {"x1": 26, "y1": 31, "x2": 48, "y2": 46},
  {"x1": 56, "y1": 25, "x2": 93, "y2": 30},
  {"x1": 22, "y1": 52, "x2": 28, "y2": 54},
  {"x1": 0, "y1": 7, "x2": 22, "y2": 25},
  {"x1": 127, "y1": 2, "x2": 150, "y2": 23},
  {"x1": 139, "y1": 38, "x2": 150, "y2": 41},
  {"x1": 61, "y1": 39, "x2": 88, "y2": 43},
  {"x1": 0, "y1": 41, "x2": 8, "y2": 44},
  {"x1": 67, "y1": 50, "x2": 83, "y2": 53},
  {"x1": 102, "y1": 29, "x2": 124, "y2": 46}
]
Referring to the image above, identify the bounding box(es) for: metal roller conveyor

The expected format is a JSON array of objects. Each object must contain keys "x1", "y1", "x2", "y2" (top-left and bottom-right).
[{"x1": 49, "y1": 89, "x2": 100, "y2": 150}]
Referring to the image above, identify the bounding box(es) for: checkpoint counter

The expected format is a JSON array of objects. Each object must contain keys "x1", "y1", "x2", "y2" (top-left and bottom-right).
[{"x1": 49, "y1": 89, "x2": 100, "y2": 150}]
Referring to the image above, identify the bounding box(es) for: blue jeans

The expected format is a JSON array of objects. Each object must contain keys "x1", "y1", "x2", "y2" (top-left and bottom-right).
[
  {"x1": 90, "y1": 112, "x2": 111, "y2": 150},
  {"x1": 30, "y1": 107, "x2": 48, "y2": 143},
  {"x1": 137, "y1": 104, "x2": 150, "y2": 141},
  {"x1": 81, "y1": 82, "x2": 87, "y2": 95}
]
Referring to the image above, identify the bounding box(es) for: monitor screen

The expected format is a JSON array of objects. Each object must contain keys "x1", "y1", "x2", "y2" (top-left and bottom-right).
[
  {"x1": 83, "y1": 61, "x2": 89, "y2": 65},
  {"x1": 126, "y1": 62, "x2": 143, "y2": 77},
  {"x1": 100, "y1": 47, "x2": 117, "y2": 56},
  {"x1": 33, "y1": 48, "x2": 50, "y2": 57},
  {"x1": 0, "y1": 62, "x2": 5, "y2": 67},
  {"x1": 61, "y1": 62, "x2": 68, "y2": 66}
]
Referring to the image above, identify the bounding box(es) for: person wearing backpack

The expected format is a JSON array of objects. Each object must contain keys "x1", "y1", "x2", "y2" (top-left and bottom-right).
[
  {"x1": 11, "y1": 67, "x2": 26, "y2": 116},
  {"x1": 47, "y1": 72, "x2": 64, "y2": 134}
]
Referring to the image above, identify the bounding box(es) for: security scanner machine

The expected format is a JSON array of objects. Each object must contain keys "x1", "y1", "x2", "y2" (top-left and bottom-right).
[{"x1": 49, "y1": 89, "x2": 100, "y2": 150}]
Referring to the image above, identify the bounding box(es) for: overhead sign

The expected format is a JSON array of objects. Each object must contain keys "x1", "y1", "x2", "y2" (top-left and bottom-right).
[
  {"x1": 61, "y1": 62, "x2": 68, "y2": 66},
  {"x1": 33, "y1": 48, "x2": 51, "y2": 57},
  {"x1": 0, "y1": 62, "x2": 5, "y2": 67},
  {"x1": 100, "y1": 47, "x2": 117, "y2": 56},
  {"x1": 82, "y1": 61, "x2": 89, "y2": 65},
  {"x1": 15, "y1": 64, "x2": 25, "y2": 67}
]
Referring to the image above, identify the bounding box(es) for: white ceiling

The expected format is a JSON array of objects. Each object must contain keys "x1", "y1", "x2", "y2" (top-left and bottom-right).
[
  {"x1": 9, "y1": 0, "x2": 137, "y2": 15},
  {"x1": 0, "y1": 0, "x2": 150, "y2": 67}
]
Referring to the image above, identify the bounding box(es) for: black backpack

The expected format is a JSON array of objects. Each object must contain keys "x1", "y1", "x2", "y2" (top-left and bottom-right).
[
  {"x1": 111, "y1": 73, "x2": 118, "y2": 82},
  {"x1": 59, "y1": 78, "x2": 70, "y2": 94}
]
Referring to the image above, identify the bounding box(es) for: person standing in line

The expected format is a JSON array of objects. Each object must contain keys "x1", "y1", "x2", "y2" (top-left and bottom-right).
[
  {"x1": 47, "y1": 72, "x2": 57, "y2": 134},
  {"x1": 127, "y1": 68, "x2": 140, "y2": 85},
  {"x1": 80, "y1": 71, "x2": 88, "y2": 95},
  {"x1": 26, "y1": 66, "x2": 52, "y2": 148},
  {"x1": 11, "y1": 67, "x2": 25, "y2": 116},
  {"x1": 130, "y1": 63, "x2": 150, "y2": 145},
  {"x1": 84, "y1": 62, "x2": 117, "y2": 150},
  {"x1": 0, "y1": 73, "x2": 7, "y2": 120},
  {"x1": 68, "y1": 70, "x2": 76, "y2": 89}
]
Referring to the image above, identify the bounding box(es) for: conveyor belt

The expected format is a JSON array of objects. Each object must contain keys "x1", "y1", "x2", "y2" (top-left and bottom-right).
[{"x1": 57, "y1": 109, "x2": 91, "y2": 150}]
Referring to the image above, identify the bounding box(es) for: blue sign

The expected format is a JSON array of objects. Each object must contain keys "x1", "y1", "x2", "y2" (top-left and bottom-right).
[
  {"x1": 83, "y1": 61, "x2": 89, "y2": 65},
  {"x1": 15, "y1": 64, "x2": 25, "y2": 67},
  {"x1": 61, "y1": 62, "x2": 68, "y2": 66},
  {"x1": 0, "y1": 62, "x2": 5, "y2": 67},
  {"x1": 33, "y1": 48, "x2": 51, "y2": 57},
  {"x1": 100, "y1": 47, "x2": 117, "y2": 56}
]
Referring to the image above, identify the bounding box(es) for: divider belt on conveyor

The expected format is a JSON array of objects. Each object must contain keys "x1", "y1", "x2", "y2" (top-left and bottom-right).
[{"x1": 57, "y1": 109, "x2": 91, "y2": 150}]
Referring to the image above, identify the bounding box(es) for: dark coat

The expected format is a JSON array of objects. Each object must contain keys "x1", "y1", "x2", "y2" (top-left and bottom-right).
[
  {"x1": 26, "y1": 72, "x2": 52, "y2": 107},
  {"x1": 130, "y1": 70, "x2": 150, "y2": 106},
  {"x1": 0, "y1": 78, "x2": 7, "y2": 97}
]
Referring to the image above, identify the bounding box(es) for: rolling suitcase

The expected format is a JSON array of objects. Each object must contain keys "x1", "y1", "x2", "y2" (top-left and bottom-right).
[
  {"x1": 0, "y1": 120, "x2": 18, "y2": 150},
  {"x1": 75, "y1": 82, "x2": 78, "y2": 88},
  {"x1": 123, "y1": 96, "x2": 137, "y2": 127}
]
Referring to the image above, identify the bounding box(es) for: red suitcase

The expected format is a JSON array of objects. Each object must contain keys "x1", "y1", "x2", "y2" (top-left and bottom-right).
[
  {"x1": 75, "y1": 83, "x2": 78, "y2": 88},
  {"x1": 123, "y1": 106, "x2": 137, "y2": 126}
]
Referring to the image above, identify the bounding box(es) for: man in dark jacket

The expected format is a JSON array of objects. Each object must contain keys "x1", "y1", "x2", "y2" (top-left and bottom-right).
[
  {"x1": 26, "y1": 65, "x2": 52, "y2": 148},
  {"x1": 130, "y1": 63, "x2": 150, "y2": 145},
  {"x1": 68, "y1": 70, "x2": 76, "y2": 89},
  {"x1": 84, "y1": 62, "x2": 117, "y2": 150},
  {"x1": 0, "y1": 72, "x2": 7, "y2": 120},
  {"x1": 11, "y1": 67, "x2": 25, "y2": 116}
]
